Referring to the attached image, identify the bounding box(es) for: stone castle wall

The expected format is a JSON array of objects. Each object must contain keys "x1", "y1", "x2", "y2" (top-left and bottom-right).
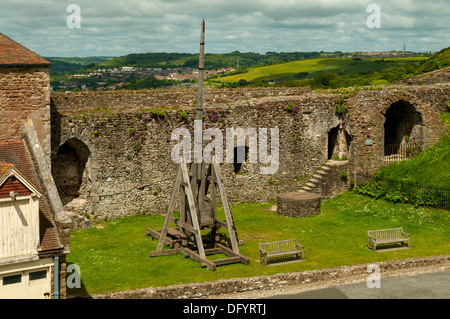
[
  {"x1": 49, "y1": 84, "x2": 449, "y2": 223},
  {"x1": 51, "y1": 89, "x2": 341, "y2": 221}
]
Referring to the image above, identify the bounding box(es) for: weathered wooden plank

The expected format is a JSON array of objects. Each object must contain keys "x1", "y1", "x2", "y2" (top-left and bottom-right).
[
  {"x1": 179, "y1": 246, "x2": 216, "y2": 271},
  {"x1": 211, "y1": 256, "x2": 243, "y2": 266},
  {"x1": 181, "y1": 160, "x2": 206, "y2": 260},
  {"x1": 215, "y1": 219, "x2": 228, "y2": 228},
  {"x1": 146, "y1": 228, "x2": 175, "y2": 246},
  {"x1": 156, "y1": 166, "x2": 182, "y2": 252},
  {"x1": 149, "y1": 248, "x2": 180, "y2": 257},
  {"x1": 212, "y1": 160, "x2": 240, "y2": 254},
  {"x1": 216, "y1": 243, "x2": 250, "y2": 265}
]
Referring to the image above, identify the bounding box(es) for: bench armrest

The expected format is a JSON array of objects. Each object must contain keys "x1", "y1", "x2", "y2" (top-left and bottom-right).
[
  {"x1": 296, "y1": 244, "x2": 304, "y2": 250},
  {"x1": 402, "y1": 232, "x2": 410, "y2": 238}
]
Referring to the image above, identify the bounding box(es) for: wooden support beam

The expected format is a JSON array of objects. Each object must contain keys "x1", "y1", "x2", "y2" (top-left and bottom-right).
[
  {"x1": 146, "y1": 228, "x2": 174, "y2": 246},
  {"x1": 174, "y1": 220, "x2": 197, "y2": 234},
  {"x1": 210, "y1": 256, "x2": 243, "y2": 266},
  {"x1": 181, "y1": 160, "x2": 206, "y2": 260},
  {"x1": 216, "y1": 243, "x2": 250, "y2": 265},
  {"x1": 179, "y1": 247, "x2": 216, "y2": 271},
  {"x1": 149, "y1": 248, "x2": 180, "y2": 257},
  {"x1": 212, "y1": 160, "x2": 240, "y2": 254},
  {"x1": 156, "y1": 167, "x2": 181, "y2": 252}
]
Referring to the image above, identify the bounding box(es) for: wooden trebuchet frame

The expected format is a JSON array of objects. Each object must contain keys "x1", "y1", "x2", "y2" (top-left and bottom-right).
[
  {"x1": 146, "y1": 20, "x2": 249, "y2": 270},
  {"x1": 147, "y1": 156, "x2": 250, "y2": 270}
]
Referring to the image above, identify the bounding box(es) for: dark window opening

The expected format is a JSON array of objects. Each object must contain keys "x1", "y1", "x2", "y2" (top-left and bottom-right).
[
  {"x1": 3, "y1": 274, "x2": 22, "y2": 285},
  {"x1": 327, "y1": 126, "x2": 340, "y2": 160},
  {"x1": 233, "y1": 146, "x2": 249, "y2": 174},
  {"x1": 29, "y1": 270, "x2": 47, "y2": 281}
]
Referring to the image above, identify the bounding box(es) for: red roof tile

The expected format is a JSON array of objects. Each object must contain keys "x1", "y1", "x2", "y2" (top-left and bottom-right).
[{"x1": 0, "y1": 32, "x2": 50, "y2": 65}]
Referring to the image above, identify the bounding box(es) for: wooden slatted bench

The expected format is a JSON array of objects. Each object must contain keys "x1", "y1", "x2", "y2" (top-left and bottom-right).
[
  {"x1": 259, "y1": 239, "x2": 304, "y2": 266},
  {"x1": 368, "y1": 227, "x2": 410, "y2": 251}
]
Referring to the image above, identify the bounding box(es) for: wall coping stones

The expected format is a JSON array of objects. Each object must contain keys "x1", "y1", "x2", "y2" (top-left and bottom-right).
[{"x1": 86, "y1": 254, "x2": 450, "y2": 299}]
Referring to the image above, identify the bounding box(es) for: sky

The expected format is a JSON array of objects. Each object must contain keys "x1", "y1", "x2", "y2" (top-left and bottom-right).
[{"x1": 0, "y1": 0, "x2": 449, "y2": 57}]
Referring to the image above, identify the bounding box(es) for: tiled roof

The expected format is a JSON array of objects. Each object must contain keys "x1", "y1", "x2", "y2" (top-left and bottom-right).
[
  {"x1": 0, "y1": 140, "x2": 62, "y2": 253},
  {"x1": 0, "y1": 162, "x2": 13, "y2": 175},
  {"x1": 0, "y1": 32, "x2": 50, "y2": 65}
]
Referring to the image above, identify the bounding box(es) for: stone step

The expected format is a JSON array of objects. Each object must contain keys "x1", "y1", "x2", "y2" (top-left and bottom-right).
[
  {"x1": 305, "y1": 182, "x2": 316, "y2": 188},
  {"x1": 312, "y1": 174, "x2": 322, "y2": 179},
  {"x1": 310, "y1": 178, "x2": 320, "y2": 183},
  {"x1": 302, "y1": 186, "x2": 313, "y2": 191},
  {"x1": 321, "y1": 166, "x2": 331, "y2": 171},
  {"x1": 317, "y1": 170, "x2": 328, "y2": 176}
]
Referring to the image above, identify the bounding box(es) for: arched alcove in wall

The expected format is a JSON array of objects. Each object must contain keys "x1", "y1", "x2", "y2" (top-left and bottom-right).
[
  {"x1": 52, "y1": 138, "x2": 91, "y2": 206},
  {"x1": 328, "y1": 125, "x2": 351, "y2": 160},
  {"x1": 384, "y1": 100, "x2": 423, "y2": 155}
]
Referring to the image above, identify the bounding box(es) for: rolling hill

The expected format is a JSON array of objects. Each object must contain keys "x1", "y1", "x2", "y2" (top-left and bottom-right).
[
  {"x1": 211, "y1": 47, "x2": 450, "y2": 88},
  {"x1": 210, "y1": 56, "x2": 428, "y2": 86}
]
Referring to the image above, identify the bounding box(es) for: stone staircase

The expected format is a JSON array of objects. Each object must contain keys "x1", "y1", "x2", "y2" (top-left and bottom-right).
[
  {"x1": 298, "y1": 160, "x2": 342, "y2": 195},
  {"x1": 299, "y1": 162, "x2": 328, "y2": 194}
]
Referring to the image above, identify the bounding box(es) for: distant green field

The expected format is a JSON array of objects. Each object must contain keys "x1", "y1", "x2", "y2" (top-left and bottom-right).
[{"x1": 210, "y1": 57, "x2": 428, "y2": 85}]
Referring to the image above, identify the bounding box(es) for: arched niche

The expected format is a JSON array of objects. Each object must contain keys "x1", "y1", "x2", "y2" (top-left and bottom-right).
[
  {"x1": 384, "y1": 100, "x2": 423, "y2": 155},
  {"x1": 52, "y1": 138, "x2": 91, "y2": 206}
]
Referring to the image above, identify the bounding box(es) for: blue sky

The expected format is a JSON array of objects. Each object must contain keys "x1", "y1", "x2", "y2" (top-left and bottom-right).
[{"x1": 1, "y1": 0, "x2": 449, "y2": 57}]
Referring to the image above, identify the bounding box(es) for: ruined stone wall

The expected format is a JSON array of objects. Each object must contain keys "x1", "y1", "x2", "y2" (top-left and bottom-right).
[
  {"x1": 50, "y1": 84, "x2": 449, "y2": 223},
  {"x1": 51, "y1": 89, "x2": 342, "y2": 221},
  {"x1": 51, "y1": 87, "x2": 311, "y2": 114},
  {"x1": 0, "y1": 66, "x2": 51, "y2": 155},
  {"x1": 347, "y1": 84, "x2": 450, "y2": 177}
]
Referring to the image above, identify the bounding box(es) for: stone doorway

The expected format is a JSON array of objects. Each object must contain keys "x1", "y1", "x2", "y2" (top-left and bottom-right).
[
  {"x1": 328, "y1": 126, "x2": 350, "y2": 160},
  {"x1": 384, "y1": 100, "x2": 423, "y2": 156}
]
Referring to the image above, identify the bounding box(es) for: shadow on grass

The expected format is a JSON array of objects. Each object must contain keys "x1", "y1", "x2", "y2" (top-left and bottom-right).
[{"x1": 66, "y1": 262, "x2": 90, "y2": 298}]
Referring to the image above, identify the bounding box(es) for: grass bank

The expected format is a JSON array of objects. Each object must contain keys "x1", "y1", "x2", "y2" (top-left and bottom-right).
[{"x1": 67, "y1": 191, "x2": 449, "y2": 295}]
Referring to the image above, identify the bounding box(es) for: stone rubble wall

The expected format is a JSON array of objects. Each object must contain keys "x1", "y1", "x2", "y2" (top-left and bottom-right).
[
  {"x1": 49, "y1": 84, "x2": 450, "y2": 223},
  {"x1": 87, "y1": 254, "x2": 450, "y2": 299}
]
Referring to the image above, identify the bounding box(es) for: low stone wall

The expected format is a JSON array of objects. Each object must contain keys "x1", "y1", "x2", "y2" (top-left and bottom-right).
[{"x1": 88, "y1": 254, "x2": 450, "y2": 299}]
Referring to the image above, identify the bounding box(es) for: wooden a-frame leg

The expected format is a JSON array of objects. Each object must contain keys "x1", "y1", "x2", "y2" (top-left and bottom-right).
[{"x1": 156, "y1": 166, "x2": 181, "y2": 252}]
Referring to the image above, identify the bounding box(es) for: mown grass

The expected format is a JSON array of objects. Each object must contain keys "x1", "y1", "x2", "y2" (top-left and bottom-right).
[{"x1": 67, "y1": 191, "x2": 449, "y2": 295}]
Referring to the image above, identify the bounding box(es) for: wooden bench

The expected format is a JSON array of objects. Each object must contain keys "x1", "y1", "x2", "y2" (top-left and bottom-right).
[
  {"x1": 259, "y1": 239, "x2": 304, "y2": 266},
  {"x1": 368, "y1": 227, "x2": 410, "y2": 251}
]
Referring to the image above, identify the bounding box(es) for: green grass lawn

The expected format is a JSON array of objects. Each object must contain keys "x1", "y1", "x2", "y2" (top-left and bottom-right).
[{"x1": 67, "y1": 191, "x2": 450, "y2": 295}]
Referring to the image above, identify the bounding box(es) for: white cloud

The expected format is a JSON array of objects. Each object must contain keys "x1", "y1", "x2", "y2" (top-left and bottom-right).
[{"x1": 0, "y1": 0, "x2": 447, "y2": 56}]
